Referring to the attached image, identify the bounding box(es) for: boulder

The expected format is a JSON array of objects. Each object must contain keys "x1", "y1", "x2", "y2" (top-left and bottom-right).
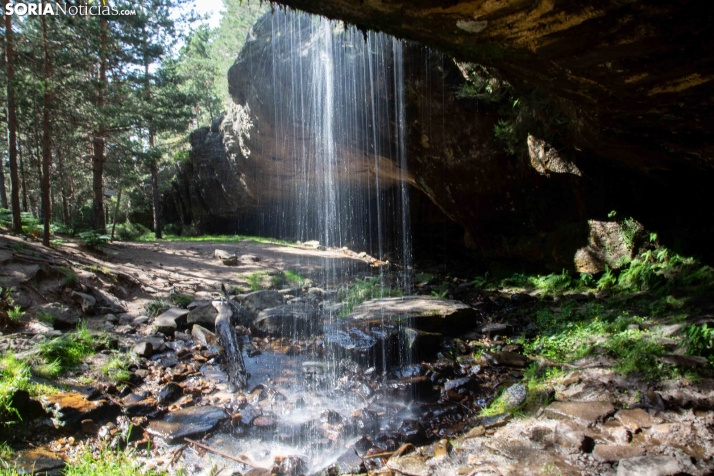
[
  {"x1": 192, "y1": 324, "x2": 217, "y2": 346},
  {"x1": 40, "y1": 302, "x2": 79, "y2": 328},
  {"x1": 133, "y1": 341, "x2": 153, "y2": 358},
  {"x1": 152, "y1": 308, "x2": 190, "y2": 335},
  {"x1": 147, "y1": 405, "x2": 227, "y2": 443},
  {"x1": 238, "y1": 290, "x2": 284, "y2": 318},
  {"x1": 186, "y1": 302, "x2": 218, "y2": 329},
  {"x1": 251, "y1": 303, "x2": 320, "y2": 337},
  {"x1": 71, "y1": 291, "x2": 96, "y2": 313}
]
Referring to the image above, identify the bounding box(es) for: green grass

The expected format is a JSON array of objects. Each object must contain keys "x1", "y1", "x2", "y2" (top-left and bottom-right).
[
  {"x1": 101, "y1": 356, "x2": 133, "y2": 384},
  {"x1": 169, "y1": 293, "x2": 193, "y2": 308},
  {"x1": 6, "y1": 307, "x2": 23, "y2": 322},
  {"x1": 133, "y1": 233, "x2": 297, "y2": 247},
  {"x1": 60, "y1": 266, "x2": 78, "y2": 286},
  {"x1": 284, "y1": 270, "x2": 305, "y2": 286},
  {"x1": 415, "y1": 273, "x2": 435, "y2": 284},
  {"x1": 38, "y1": 323, "x2": 98, "y2": 371},
  {"x1": 61, "y1": 445, "x2": 167, "y2": 476},
  {"x1": 36, "y1": 310, "x2": 55, "y2": 325},
  {"x1": 144, "y1": 298, "x2": 170, "y2": 317},
  {"x1": 0, "y1": 356, "x2": 31, "y2": 424},
  {"x1": 338, "y1": 276, "x2": 404, "y2": 317},
  {"x1": 245, "y1": 271, "x2": 267, "y2": 292}
]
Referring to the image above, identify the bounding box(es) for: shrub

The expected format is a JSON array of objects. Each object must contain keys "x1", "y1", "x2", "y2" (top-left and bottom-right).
[{"x1": 78, "y1": 230, "x2": 111, "y2": 248}]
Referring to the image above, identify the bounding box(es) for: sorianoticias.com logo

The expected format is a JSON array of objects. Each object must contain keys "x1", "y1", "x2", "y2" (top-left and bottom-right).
[{"x1": 4, "y1": 1, "x2": 139, "y2": 16}]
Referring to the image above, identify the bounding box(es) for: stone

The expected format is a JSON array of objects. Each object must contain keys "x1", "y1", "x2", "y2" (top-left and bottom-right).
[
  {"x1": 132, "y1": 316, "x2": 149, "y2": 325},
  {"x1": 241, "y1": 254, "x2": 260, "y2": 262},
  {"x1": 41, "y1": 392, "x2": 119, "y2": 430},
  {"x1": 444, "y1": 377, "x2": 477, "y2": 392},
  {"x1": 238, "y1": 290, "x2": 284, "y2": 318},
  {"x1": 501, "y1": 383, "x2": 527, "y2": 409},
  {"x1": 616, "y1": 456, "x2": 680, "y2": 476},
  {"x1": 545, "y1": 401, "x2": 615, "y2": 426},
  {"x1": 480, "y1": 413, "x2": 511, "y2": 429},
  {"x1": 186, "y1": 303, "x2": 218, "y2": 329},
  {"x1": 252, "y1": 303, "x2": 321, "y2": 337},
  {"x1": 614, "y1": 408, "x2": 657, "y2": 431},
  {"x1": 275, "y1": 455, "x2": 307, "y2": 476},
  {"x1": 89, "y1": 287, "x2": 127, "y2": 313},
  {"x1": 479, "y1": 323, "x2": 508, "y2": 337},
  {"x1": 658, "y1": 354, "x2": 708, "y2": 368},
  {"x1": 71, "y1": 291, "x2": 97, "y2": 313},
  {"x1": 553, "y1": 421, "x2": 588, "y2": 451},
  {"x1": 133, "y1": 341, "x2": 153, "y2": 358},
  {"x1": 464, "y1": 426, "x2": 485, "y2": 438},
  {"x1": 592, "y1": 444, "x2": 645, "y2": 462},
  {"x1": 387, "y1": 454, "x2": 431, "y2": 476},
  {"x1": 482, "y1": 351, "x2": 531, "y2": 368},
  {"x1": 191, "y1": 324, "x2": 217, "y2": 346},
  {"x1": 214, "y1": 249, "x2": 237, "y2": 265},
  {"x1": 153, "y1": 308, "x2": 190, "y2": 335},
  {"x1": 398, "y1": 420, "x2": 427, "y2": 444},
  {"x1": 147, "y1": 406, "x2": 227, "y2": 443},
  {"x1": 105, "y1": 313, "x2": 119, "y2": 323},
  {"x1": 81, "y1": 419, "x2": 99, "y2": 434},
  {"x1": 15, "y1": 448, "x2": 65, "y2": 474},
  {"x1": 157, "y1": 382, "x2": 183, "y2": 405},
  {"x1": 40, "y1": 302, "x2": 79, "y2": 328},
  {"x1": 433, "y1": 439, "x2": 452, "y2": 457}
]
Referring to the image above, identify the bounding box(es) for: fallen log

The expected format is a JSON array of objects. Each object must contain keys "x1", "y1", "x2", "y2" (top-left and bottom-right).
[
  {"x1": 214, "y1": 249, "x2": 237, "y2": 266},
  {"x1": 213, "y1": 300, "x2": 248, "y2": 389}
]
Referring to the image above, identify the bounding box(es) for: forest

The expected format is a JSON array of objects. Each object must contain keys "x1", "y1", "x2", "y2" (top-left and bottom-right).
[{"x1": 0, "y1": 0, "x2": 264, "y2": 243}]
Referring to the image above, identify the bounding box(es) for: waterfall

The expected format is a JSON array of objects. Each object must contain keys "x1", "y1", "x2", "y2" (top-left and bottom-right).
[{"x1": 248, "y1": 11, "x2": 411, "y2": 278}]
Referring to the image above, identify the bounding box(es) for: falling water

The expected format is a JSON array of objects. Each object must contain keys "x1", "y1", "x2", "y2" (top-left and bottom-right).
[{"x1": 202, "y1": 10, "x2": 422, "y2": 473}]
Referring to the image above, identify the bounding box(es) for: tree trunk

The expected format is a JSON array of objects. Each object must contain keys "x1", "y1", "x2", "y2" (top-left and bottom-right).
[
  {"x1": 110, "y1": 188, "x2": 122, "y2": 241},
  {"x1": 19, "y1": 142, "x2": 28, "y2": 212},
  {"x1": 0, "y1": 155, "x2": 7, "y2": 209},
  {"x1": 58, "y1": 148, "x2": 68, "y2": 223},
  {"x1": 92, "y1": 15, "x2": 108, "y2": 233},
  {"x1": 4, "y1": 0, "x2": 22, "y2": 233},
  {"x1": 151, "y1": 161, "x2": 162, "y2": 239},
  {"x1": 40, "y1": 5, "x2": 52, "y2": 247}
]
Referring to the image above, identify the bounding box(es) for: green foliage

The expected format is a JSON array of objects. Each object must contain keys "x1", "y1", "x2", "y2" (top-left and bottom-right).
[
  {"x1": 132, "y1": 233, "x2": 296, "y2": 247},
  {"x1": 620, "y1": 217, "x2": 641, "y2": 251},
  {"x1": 339, "y1": 277, "x2": 403, "y2": 317},
  {"x1": 0, "y1": 356, "x2": 31, "y2": 424},
  {"x1": 6, "y1": 307, "x2": 24, "y2": 322},
  {"x1": 284, "y1": 270, "x2": 305, "y2": 286},
  {"x1": 170, "y1": 293, "x2": 193, "y2": 308},
  {"x1": 113, "y1": 222, "x2": 151, "y2": 242},
  {"x1": 270, "y1": 274, "x2": 286, "y2": 289},
  {"x1": 597, "y1": 266, "x2": 617, "y2": 290},
  {"x1": 36, "y1": 310, "x2": 55, "y2": 325},
  {"x1": 471, "y1": 272, "x2": 490, "y2": 288},
  {"x1": 60, "y1": 266, "x2": 78, "y2": 286},
  {"x1": 101, "y1": 357, "x2": 132, "y2": 384},
  {"x1": 38, "y1": 323, "x2": 97, "y2": 371},
  {"x1": 144, "y1": 298, "x2": 170, "y2": 317},
  {"x1": 246, "y1": 272, "x2": 266, "y2": 292},
  {"x1": 62, "y1": 445, "x2": 168, "y2": 476},
  {"x1": 78, "y1": 230, "x2": 112, "y2": 248},
  {"x1": 0, "y1": 441, "x2": 15, "y2": 469},
  {"x1": 682, "y1": 324, "x2": 714, "y2": 363},
  {"x1": 415, "y1": 273, "x2": 436, "y2": 284}
]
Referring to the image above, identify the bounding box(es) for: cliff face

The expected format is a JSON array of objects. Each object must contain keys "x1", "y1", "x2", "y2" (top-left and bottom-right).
[
  {"x1": 173, "y1": 4, "x2": 714, "y2": 269},
  {"x1": 260, "y1": 0, "x2": 714, "y2": 261}
]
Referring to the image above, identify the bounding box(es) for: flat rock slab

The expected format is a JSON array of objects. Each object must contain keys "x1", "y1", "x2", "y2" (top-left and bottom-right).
[
  {"x1": 147, "y1": 405, "x2": 227, "y2": 443},
  {"x1": 252, "y1": 303, "x2": 320, "y2": 337},
  {"x1": 40, "y1": 392, "x2": 118, "y2": 430},
  {"x1": 15, "y1": 448, "x2": 65, "y2": 475},
  {"x1": 545, "y1": 401, "x2": 615, "y2": 426},
  {"x1": 153, "y1": 308, "x2": 190, "y2": 335},
  {"x1": 617, "y1": 456, "x2": 680, "y2": 476},
  {"x1": 615, "y1": 408, "x2": 657, "y2": 431},
  {"x1": 593, "y1": 444, "x2": 645, "y2": 462},
  {"x1": 346, "y1": 296, "x2": 478, "y2": 335}
]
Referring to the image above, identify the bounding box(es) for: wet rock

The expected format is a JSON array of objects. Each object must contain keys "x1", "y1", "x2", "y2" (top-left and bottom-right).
[
  {"x1": 616, "y1": 455, "x2": 680, "y2": 476},
  {"x1": 252, "y1": 303, "x2": 320, "y2": 337},
  {"x1": 398, "y1": 420, "x2": 427, "y2": 444},
  {"x1": 353, "y1": 435, "x2": 374, "y2": 457},
  {"x1": 482, "y1": 351, "x2": 530, "y2": 368},
  {"x1": 72, "y1": 291, "x2": 97, "y2": 313},
  {"x1": 40, "y1": 302, "x2": 79, "y2": 328},
  {"x1": 157, "y1": 382, "x2": 183, "y2": 405},
  {"x1": 186, "y1": 303, "x2": 218, "y2": 329},
  {"x1": 275, "y1": 455, "x2": 307, "y2": 476},
  {"x1": 545, "y1": 401, "x2": 615, "y2": 426},
  {"x1": 81, "y1": 419, "x2": 99, "y2": 434},
  {"x1": 501, "y1": 383, "x2": 527, "y2": 409},
  {"x1": 480, "y1": 413, "x2": 511, "y2": 429},
  {"x1": 147, "y1": 406, "x2": 227, "y2": 443},
  {"x1": 191, "y1": 324, "x2": 217, "y2": 346},
  {"x1": 433, "y1": 438, "x2": 452, "y2": 457},
  {"x1": 464, "y1": 426, "x2": 485, "y2": 438},
  {"x1": 238, "y1": 290, "x2": 284, "y2": 318},
  {"x1": 614, "y1": 408, "x2": 657, "y2": 431},
  {"x1": 239, "y1": 404, "x2": 260, "y2": 425},
  {"x1": 153, "y1": 308, "x2": 190, "y2": 335},
  {"x1": 444, "y1": 377, "x2": 477, "y2": 392},
  {"x1": 479, "y1": 323, "x2": 509, "y2": 337},
  {"x1": 133, "y1": 341, "x2": 153, "y2": 358},
  {"x1": 253, "y1": 416, "x2": 277, "y2": 430},
  {"x1": 553, "y1": 421, "x2": 591, "y2": 451},
  {"x1": 387, "y1": 453, "x2": 430, "y2": 476},
  {"x1": 400, "y1": 327, "x2": 443, "y2": 359},
  {"x1": 321, "y1": 410, "x2": 343, "y2": 424},
  {"x1": 15, "y1": 448, "x2": 65, "y2": 474},
  {"x1": 345, "y1": 296, "x2": 478, "y2": 335},
  {"x1": 124, "y1": 398, "x2": 158, "y2": 417},
  {"x1": 640, "y1": 390, "x2": 665, "y2": 412},
  {"x1": 593, "y1": 444, "x2": 645, "y2": 462},
  {"x1": 8, "y1": 389, "x2": 46, "y2": 421},
  {"x1": 393, "y1": 364, "x2": 427, "y2": 379},
  {"x1": 41, "y1": 392, "x2": 118, "y2": 430}
]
